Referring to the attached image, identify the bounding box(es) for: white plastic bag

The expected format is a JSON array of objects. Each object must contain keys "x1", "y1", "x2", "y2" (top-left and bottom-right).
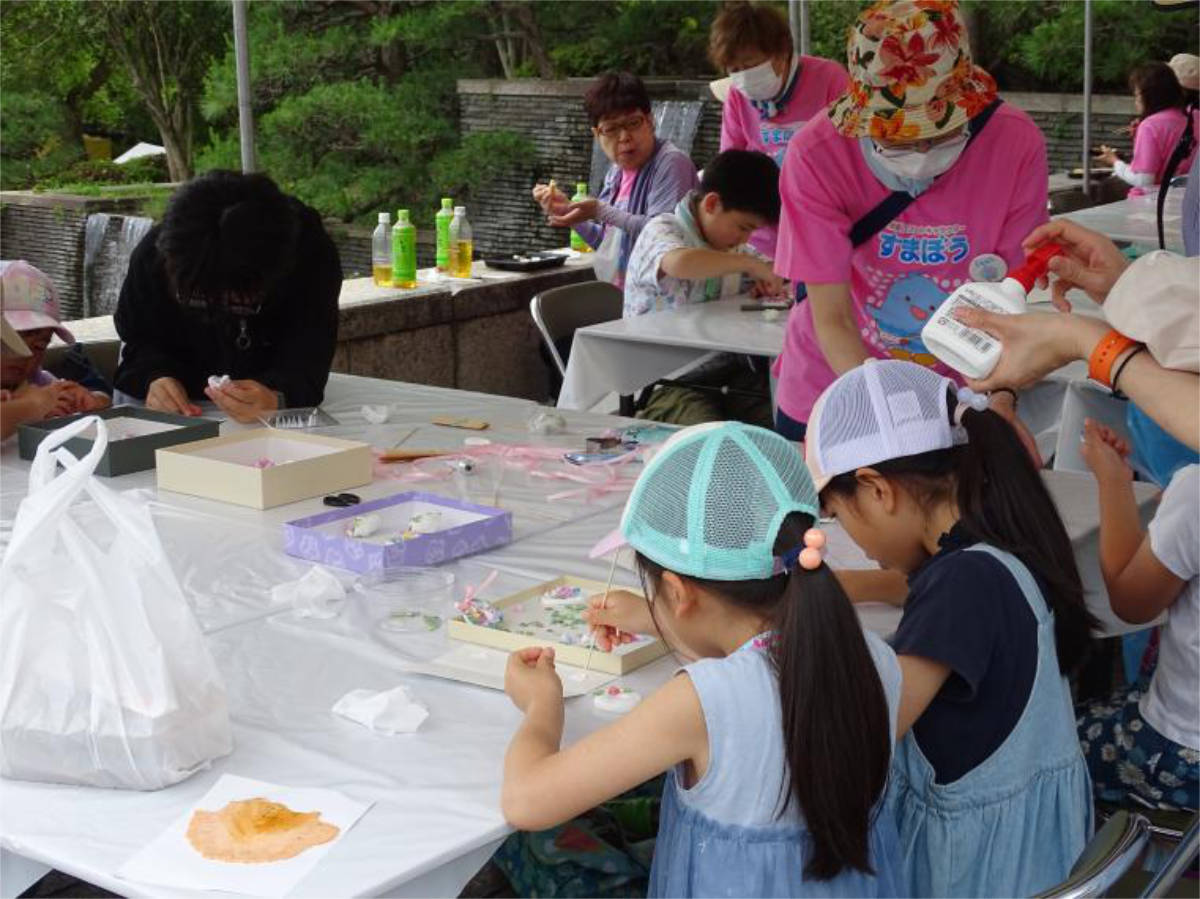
[
  {"x1": 592, "y1": 225, "x2": 623, "y2": 284},
  {"x1": 0, "y1": 416, "x2": 233, "y2": 789}
]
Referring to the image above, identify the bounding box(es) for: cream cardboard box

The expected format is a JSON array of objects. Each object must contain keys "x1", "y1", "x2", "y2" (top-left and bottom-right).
[{"x1": 155, "y1": 431, "x2": 372, "y2": 510}]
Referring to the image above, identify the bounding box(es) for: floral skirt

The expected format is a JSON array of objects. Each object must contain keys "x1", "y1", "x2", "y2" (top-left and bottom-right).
[
  {"x1": 492, "y1": 777, "x2": 664, "y2": 897},
  {"x1": 1077, "y1": 683, "x2": 1199, "y2": 811}
]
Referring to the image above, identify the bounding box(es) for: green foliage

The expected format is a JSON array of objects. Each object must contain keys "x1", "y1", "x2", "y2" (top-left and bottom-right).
[
  {"x1": 33, "y1": 155, "x2": 169, "y2": 191},
  {"x1": 966, "y1": 0, "x2": 1198, "y2": 92},
  {"x1": 197, "y1": 1, "x2": 528, "y2": 222}
]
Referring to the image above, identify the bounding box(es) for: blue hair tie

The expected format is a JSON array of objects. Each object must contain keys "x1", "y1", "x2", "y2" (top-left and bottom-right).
[{"x1": 777, "y1": 545, "x2": 804, "y2": 572}]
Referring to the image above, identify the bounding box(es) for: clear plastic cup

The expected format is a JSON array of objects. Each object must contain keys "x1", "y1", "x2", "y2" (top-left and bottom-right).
[{"x1": 354, "y1": 568, "x2": 456, "y2": 634}]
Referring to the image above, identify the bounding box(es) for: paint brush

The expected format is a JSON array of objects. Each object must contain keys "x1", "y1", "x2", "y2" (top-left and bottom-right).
[{"x1": 583, "y1": 549, "x2": 620, "y2": 680}]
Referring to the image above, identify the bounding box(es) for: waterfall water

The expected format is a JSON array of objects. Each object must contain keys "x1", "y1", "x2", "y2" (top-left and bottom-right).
[{"x1": 81, "y1": 213, "x2": 154, "y2": 317}]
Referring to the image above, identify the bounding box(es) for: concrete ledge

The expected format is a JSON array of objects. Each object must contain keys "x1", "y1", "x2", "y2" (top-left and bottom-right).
[
  {"x1": 1005, "y1": 91, "x2": 1134, "y2": 116},
  {"x1": 457, "y1": 77, "x2": 714, "y2": 100}
]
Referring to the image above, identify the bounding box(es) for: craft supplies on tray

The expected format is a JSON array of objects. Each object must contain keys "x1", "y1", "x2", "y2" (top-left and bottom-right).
[
  {"x1": 447, "y1": 575, "x2": 666, "y2": 676},
  {"x1": 483, "y1": 251, "x2": 568, "y2": 273},
  {"x1": 282, "y1": 490, "x2": 512, "y2": 572}
]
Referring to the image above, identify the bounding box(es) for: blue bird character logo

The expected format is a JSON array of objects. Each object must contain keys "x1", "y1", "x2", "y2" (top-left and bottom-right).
[{"x1": 868, "y1": 274, "x2": 944, "y2": 366}]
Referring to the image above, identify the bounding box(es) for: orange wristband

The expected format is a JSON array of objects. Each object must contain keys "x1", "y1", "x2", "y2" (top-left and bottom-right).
[{"x1": 1087, "y1": 329, "x2": 1138, "y2": 388}]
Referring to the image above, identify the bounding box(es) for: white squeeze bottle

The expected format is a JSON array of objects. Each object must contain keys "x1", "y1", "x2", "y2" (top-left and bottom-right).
[{"x1": 921, "y1": 242, "x2": 1063, "y2": 379}]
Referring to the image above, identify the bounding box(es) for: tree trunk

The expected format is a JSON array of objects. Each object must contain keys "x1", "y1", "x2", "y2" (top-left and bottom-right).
[{"x1": 509, "y1": 2, "x2": 553, "y2": 79}]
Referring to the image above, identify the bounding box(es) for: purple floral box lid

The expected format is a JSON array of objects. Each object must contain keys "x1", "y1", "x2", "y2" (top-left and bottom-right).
[{"x1": 281, "y1": 490, "x2": 513, "y2": 573}]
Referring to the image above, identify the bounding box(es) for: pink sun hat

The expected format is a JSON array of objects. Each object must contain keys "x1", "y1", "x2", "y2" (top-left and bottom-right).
[{"x1": 0, "y1": 260, "x2": 75, "y2": 344}]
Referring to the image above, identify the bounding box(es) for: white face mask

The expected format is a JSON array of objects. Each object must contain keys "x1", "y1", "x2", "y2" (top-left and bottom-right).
[
  {"x1": 730, "y1": 59, "x2": 783, "y2": 102},
  {"x1": 873, "y1": 130, "x2": 969, "y2": 181}
]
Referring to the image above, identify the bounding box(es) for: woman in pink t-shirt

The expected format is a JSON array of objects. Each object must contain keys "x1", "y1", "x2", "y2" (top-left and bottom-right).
[
  {"x1": 709, "y1": 2, "x2": 849, "y2": 259},
  {"x1": 772, "y1": 0, "x2": 1047, "y2": 442},
  {"x1": 1097, "y1": 62, "x2": 1198, "y2": 197}
]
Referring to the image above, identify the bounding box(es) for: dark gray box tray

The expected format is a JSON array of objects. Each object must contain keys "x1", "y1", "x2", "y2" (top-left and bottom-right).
[{"x1": 17, "y1": 405, "x2": 220, "y2": 477}]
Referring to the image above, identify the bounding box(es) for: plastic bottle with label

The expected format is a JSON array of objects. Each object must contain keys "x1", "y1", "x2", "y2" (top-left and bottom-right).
[
  {"x1": 448, "y1": 206, "x2": 473, "y2": 279},
  {"x1": 435, "y1": 198, "x2": 454, "y2": 272},
  {"x1": 391, "y1": 209, "x2": 417, "y2": 289},
  {"x1": 921, "y1": 242, "x2": 1063, "y2": 379},
  {"x1": 372, "y1": 212, "x2": 392, "y2": 286},
  {"x1": 569, "y1": 182, "x2": 591, "y2": 253}
]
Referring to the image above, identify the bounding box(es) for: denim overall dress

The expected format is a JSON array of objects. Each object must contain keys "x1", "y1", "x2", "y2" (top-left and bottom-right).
[
  {"x1": 649, "y1": 631, "x2": 905, "y2": 898},
  {"x1": 887, "y1": 545, "x2": 1094, "y2": 897}
]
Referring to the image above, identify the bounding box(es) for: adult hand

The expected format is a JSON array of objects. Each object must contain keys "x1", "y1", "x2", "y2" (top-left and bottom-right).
[
  {"x1": 1080, "y1": 418, "x2": 1133, "y2": 483},
  {"x1": 548, "y1": 199, "x2": 600, "y2": 228},
  {"x1": 1094, "y1": 145, "x2": 1120, "y2": 167},
  {"x1": 955, "y1": 308, "x2": 1110, "y2": 392},
  {"x1": 1022, "y1": 220, "x2": 1129, "y2": 310},
  {"x1": 205, "y1": 378, "x2": 279, "y2": 424},
  {"x1": 531, "y1": 182, "x2": 569, "y2": 216},
  {"x1": 504, "y1": 647, "x2": 563, "y2": 713},
  {"x1": 583, "y1": 588, "x2": 657, "y2": 652},
  {"x1": 15, "y1": 381, "x2": 75, "y2": 419},
  {"x1": 988, "y1": 389, "x2": 1043, "y2": 468},
  {"x1": 147, "y1": 376, "x2": 202, "y2": 416}
]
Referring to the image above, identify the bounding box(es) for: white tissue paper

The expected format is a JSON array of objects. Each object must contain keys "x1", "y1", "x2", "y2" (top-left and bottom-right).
[
  {"x1": 332, "y1": 686, "x2": 429, "y2": 735},
  {"x1": 270, "y1": 565, "x2": 345, "y2": 618},
  {"x1": 361, "y1": 404, "x2": 390, "y2": 424}
]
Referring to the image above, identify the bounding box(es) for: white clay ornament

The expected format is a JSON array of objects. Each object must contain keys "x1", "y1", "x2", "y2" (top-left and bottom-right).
[
  {"x1": 593, "y1": 685, "x2": 641, "y2": 714},
  {"x1": 346, "y1": 513, "x2": 382, "y2": 538},
  {"x1": 207, "y1": 374, "x2": 232, "y2": 390},
  {"x1": 400, "y1": 510, "x2": 442, "y2": 540}
]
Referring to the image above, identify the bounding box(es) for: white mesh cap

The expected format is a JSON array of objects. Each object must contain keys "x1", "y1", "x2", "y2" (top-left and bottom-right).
[
  {"x1": 805, "y1": 359, "x2": 958, "y2": 492},
  {"x1": 613, "y1": 421, "x2": 819, "y2": 581}
]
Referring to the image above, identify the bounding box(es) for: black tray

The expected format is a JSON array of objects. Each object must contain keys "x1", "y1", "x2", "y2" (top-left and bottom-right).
[{"x1": 484, "y1": 252, "x2": 568, "y2": 273}]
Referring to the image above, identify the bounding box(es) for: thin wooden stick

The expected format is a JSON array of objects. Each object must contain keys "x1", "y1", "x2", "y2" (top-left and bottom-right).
[{"x1": 583, "y1": 549, "x2": 620, "y2": 678}]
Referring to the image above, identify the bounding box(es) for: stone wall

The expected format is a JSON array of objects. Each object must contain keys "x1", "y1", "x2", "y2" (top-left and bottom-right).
[
  {"x1": 458, "y1": 78, "x2": 724, "y2": 258},
  {"x1": 457, "y1": 80, "x2": 1138, "y2": 257},
  {"x1": 0, "y1": 192, "x2": 144, "y2": 319}
]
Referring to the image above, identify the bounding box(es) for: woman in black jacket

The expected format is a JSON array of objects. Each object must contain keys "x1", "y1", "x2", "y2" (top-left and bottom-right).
[{"x1": 114, "y1": 170, "x2": 342, "y2": 423}]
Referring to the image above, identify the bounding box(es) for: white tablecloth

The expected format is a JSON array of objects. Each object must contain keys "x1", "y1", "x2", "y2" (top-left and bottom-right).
[
  {"x1": 1059, "y1": 186, "x2": 1185, "y2": 252},
  {"x1": 0, "y1": 374, "x2": 1156, "y2": 897},
  {"x1": 557, "y1": 297, "x2": 786, "y2": 412}
]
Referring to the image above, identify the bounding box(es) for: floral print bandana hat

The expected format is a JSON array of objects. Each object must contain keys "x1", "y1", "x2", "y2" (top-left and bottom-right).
[{"x1": 829, "y1": 0, "x2": 997, "y2": 142}]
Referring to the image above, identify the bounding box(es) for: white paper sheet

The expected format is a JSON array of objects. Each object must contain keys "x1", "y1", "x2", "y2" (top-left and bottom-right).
[
  {"x1": 399, "y1": 642, "x2": 614, "y2": 697},
  {"x1": 116, "y1": 774, "x2": 372, "y2": 896}
]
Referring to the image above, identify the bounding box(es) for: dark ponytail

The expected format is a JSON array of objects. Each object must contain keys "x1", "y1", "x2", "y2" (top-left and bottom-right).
[
  {"x1": 823, "y1": 390, "x2": 1098, "y2": 674},
  {"x1": 772, "y1": 514, "x2": 892, "y2": 880},
  {"x1": 635, "y1": 511, "x2": 892, "y2": 880}
]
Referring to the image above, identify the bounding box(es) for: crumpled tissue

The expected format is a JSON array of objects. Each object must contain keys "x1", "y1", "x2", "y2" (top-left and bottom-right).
[
  {"x1": 332, "y1": 686, "x2": 429, "y2": 735},
  {"x1": 361, "y1": 404, "x2": 390, "y2": 424},
  {"x1": 528, "y1": 409, "x2": 567, "y2": 435},
  {"x1": 271, "y1": 565, "x2": 345, "y2": 619}
]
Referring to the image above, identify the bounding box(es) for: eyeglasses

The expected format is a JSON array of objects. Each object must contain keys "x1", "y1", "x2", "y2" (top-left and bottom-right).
[{"x1": 596, "y1": 114, "x2": 648, "y2": 140}]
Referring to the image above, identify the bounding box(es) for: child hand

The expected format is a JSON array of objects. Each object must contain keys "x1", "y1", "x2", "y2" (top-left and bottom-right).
[
  {"x1": 505, "y1": 647, "x2": 563, "y2": 712},
  {"x1": 583, "y1": 589, "x2": 656, "y2": 651},
  {"x1": 16, "y1": 381, "x2": 75, "y2": 419},
  {"x1": 58, "y1": 381, "x2": 109, "y2": 414},
  {"x1": 1080, "y1": 418, "x2": 1132, "y2": 482},
  {"x1": 205, "y1": 378, "x2": 278, "y2": 423}
]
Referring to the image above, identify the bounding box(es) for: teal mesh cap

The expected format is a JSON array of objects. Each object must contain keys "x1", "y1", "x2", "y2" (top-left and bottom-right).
[{"x1": 596, "y1": 422, "x2": 820, "y2": 581}]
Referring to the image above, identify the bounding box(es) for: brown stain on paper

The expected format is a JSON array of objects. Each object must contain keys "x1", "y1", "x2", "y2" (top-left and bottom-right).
[{"x1": 186, "y1": 798, "x2": 340, "y2": 863}]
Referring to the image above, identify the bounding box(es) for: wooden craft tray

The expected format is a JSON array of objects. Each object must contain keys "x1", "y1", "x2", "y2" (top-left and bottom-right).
[{"x1": 446, "y1": 575, "x2": 667, "y2": 675}]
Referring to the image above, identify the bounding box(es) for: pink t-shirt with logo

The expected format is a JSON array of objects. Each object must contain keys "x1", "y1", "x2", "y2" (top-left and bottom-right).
[
  {"x1": 773, "y1": 105, "x2": 1049, "y2": 422},
  {"x1": 720, "y1": 56, "x2": 849, "y2": 259},
  {"x1": 1128, "y1": 107, "x2": 1200, "y2": 197}
]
